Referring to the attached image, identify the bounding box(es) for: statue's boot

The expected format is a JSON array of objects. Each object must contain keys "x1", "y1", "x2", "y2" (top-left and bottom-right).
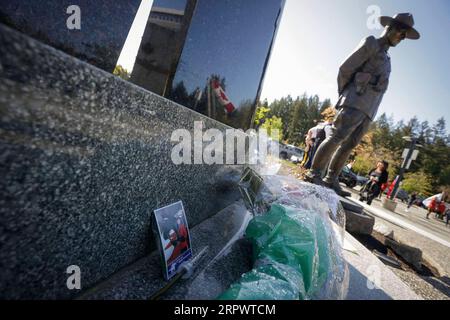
[
  {"x1": 323, "y1": 176, "x2": 351, "y2": 197},
  {"x1": 304, "y1": 169, "x2": 324, "y2": 186}
]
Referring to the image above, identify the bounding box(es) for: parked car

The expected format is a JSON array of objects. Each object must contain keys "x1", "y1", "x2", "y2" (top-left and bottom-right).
[
  {"x1": 279, "y1": 144, "x2": 304, "y2": 163},
  {"x1": 290, "y1": 155, "x2": 302, "y2": 164},
  {"x1": 339, "y1": 165, "x2": 357, "y2": 188}
]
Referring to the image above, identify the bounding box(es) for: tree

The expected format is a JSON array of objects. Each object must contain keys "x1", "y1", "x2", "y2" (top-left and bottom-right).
[
  {"x1": 402, "y1": 171, "x2": 433, "y2": 196},
  {"x1": 269, "y1": 95, "x2": 295, "y2": 141},
  {"x1": 261, "y1": 116, "x2": 283, "y2": 140},
  {"x1": 418, "y1": 120, "x2": 432, "y2": 145},
  {"x1": 262, "y1": 93, "x2": 449, "y2": 194},
  {"x1": 432, "y1": 117, "x2": 447, "y2": 144},
  {"x1": 254, "y1": 105, "x2": 283, "y2": 139},
  {"x1": 254, "y1": 105, "x2": 271, "y2": 128},
  {"x1": 170, "y1": 81, "x2": 190, "y2": 107},
  {"x1": 113, "y1": 65, "x2": 130, "y2": 81},
  {"x1": 287, "y1": 95, "x2": 308, "y2": 145}
]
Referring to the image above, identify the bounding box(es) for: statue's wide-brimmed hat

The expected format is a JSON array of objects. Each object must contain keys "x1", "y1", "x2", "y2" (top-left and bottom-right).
[{"x1": 379, "y1": 13, "x2": 420, "y2": 40}]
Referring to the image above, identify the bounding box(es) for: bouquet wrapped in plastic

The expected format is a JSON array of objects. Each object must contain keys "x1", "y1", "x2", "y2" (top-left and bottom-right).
[{"x1": 219, "y1": 172, "x2": 349, "y2": 300}]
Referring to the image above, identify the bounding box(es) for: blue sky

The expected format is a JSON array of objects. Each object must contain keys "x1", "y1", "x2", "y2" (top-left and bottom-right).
[{"x1": 261, "y1": 0, "x2": 450, "y2": 129}]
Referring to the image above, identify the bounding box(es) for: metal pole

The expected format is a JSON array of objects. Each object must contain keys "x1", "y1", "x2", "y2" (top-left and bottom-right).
[{"x1": 390, "y1": 138, "x2": 417, "y2": 200}]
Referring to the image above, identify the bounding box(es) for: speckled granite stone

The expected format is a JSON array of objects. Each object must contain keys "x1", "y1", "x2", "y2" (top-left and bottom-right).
[{"x1": 0, "y1": 24, "x2": 243, "y2": 299}]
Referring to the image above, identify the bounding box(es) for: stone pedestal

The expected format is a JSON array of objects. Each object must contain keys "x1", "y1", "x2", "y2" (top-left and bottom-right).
[
  {"x1": 344, "y1": 210, "x2": 375, "y2": 235},
  {"x1": 382, "y1": 198, "x2": 397, "y2": 211}
]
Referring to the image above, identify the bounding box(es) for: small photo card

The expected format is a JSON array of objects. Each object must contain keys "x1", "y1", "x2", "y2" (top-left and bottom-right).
[{"x1": 153, "y1": 201, "x2": 193, "y2": 280}]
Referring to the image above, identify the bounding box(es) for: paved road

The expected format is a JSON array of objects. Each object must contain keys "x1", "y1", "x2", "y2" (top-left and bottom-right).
[{"x1": 345, "y1": 186, "x2": 450, "y2": 248}]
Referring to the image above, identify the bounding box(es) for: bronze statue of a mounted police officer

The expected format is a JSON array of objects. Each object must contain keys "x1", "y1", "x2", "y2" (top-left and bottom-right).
[{"x1": 305, "y1": 13, "x2": 420, "y2": 197}]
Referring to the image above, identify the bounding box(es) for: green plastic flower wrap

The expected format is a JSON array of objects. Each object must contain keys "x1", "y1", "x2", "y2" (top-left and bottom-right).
[{"x1": 218, "y1": 200, "x2": 348, "y2": 300}]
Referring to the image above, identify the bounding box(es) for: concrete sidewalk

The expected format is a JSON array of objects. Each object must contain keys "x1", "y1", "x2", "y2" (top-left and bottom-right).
[
  {"x1": 338, "y1": 189, "x2": 450, "y2": 299},
  {"x1": 346, "y1": 193, "x2": 450, "y2": 278},
  {"x1": 357, "y1": 199, "x2": 450, "y2": 248},
  {"x1": 333, "y1": 224, "x2": 421, "y2": 300}
]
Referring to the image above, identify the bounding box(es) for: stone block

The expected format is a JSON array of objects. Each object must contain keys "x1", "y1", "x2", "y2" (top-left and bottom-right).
[
  {"x1": 339, "y1": 196, "x2": 363, "y2": 214},
  {"x1": 345, "y1": 210, "x2": 375, "y2": 235},
  {"x1": 385, "y1": 237, "x2": 422, "y2": 271}
]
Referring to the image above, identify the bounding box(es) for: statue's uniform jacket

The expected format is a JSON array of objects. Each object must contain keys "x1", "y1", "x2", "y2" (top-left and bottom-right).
[{"x1": 335, "y1": 36, "x2": 391, "y2": 121}]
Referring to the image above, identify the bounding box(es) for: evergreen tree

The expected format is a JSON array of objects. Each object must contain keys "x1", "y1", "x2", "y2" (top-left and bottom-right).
[{"x1": 263, "y1": 93, "x2": 449, "y2": 194}]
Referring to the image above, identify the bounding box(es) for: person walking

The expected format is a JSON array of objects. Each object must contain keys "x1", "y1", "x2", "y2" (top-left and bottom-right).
[{"x1": 405, "y1": 191, "x2": 417, "y2": 212}]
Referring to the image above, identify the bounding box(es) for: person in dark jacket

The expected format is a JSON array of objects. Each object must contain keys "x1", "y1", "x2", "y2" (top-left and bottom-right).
[
  {"x1": 405, "y1": 192, "x2": 417, "y2": 212},
  {"x1": 359, "y1": 160, "x2": 389, "y2": 205}
]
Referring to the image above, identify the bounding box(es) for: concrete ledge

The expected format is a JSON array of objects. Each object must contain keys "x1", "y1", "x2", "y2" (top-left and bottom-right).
[
  {"x1": 374, "y1": 222, "x2": 446, "y2": 277},
  {"x1": 340, "y1": 228, "x2": 421, "y2": 300},
  {"x1": 340, "y1": 196, "x2": 363, "y2": 214},
  {"x1": 422, "y1": 254, "x2": 445, "y2": 278}
]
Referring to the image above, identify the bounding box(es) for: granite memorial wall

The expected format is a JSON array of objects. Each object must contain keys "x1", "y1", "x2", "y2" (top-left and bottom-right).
[
  {"x1": 0, "y1": 0, "x2": 285, "y2": 130},
  {"x1": 0, "y1": 0, "x2": 284, "y2": 298},
  {"x1": 0, "y1": 23, "x2": 242, "y2": 299}
]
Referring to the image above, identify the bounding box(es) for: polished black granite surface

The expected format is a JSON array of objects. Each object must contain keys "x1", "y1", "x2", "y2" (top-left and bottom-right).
[
  {"x1": 0, "y1": 0, "x2": 285, "y2": 131},
  {"x1": 0, "y1": 0, "x2": 140, "y2": 72}
]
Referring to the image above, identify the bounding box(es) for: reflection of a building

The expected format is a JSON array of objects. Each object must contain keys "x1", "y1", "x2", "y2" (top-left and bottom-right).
[
  {"x1": 130, "y1": 3, "x2": 195, "y2": 96},
  {"x1": 129, "y1": 0, "x2": 285, "y2": 130}
]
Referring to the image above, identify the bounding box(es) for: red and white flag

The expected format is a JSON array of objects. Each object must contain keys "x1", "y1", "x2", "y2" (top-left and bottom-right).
[
  {"x1": 386, "y1": 175, "x2": 399, "y2": 198},
  {"x1": 211, "y1": 79, "x2": 235, "y2": 114}
]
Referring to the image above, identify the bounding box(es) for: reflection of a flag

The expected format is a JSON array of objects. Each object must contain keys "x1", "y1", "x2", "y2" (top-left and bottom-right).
[{"x1": 211, "y1": 79, "x2": 235, "y2": 114}]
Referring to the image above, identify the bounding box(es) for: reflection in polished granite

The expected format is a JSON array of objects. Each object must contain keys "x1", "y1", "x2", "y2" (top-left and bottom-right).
[
  {"x1": 167, "y1": 0, "x2": 284, "y2": 130},
  {"x1": 1, "y1": 0, "x2": 285, "y2": 131},
  {"x1": 0, "y1": 24, "x2": 242, "y2": 299}
]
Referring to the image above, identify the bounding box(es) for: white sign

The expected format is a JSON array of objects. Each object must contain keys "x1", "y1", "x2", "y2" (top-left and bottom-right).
[
  {"x1": 402, "y1": 149, "x2": 419, "y2": 160},
  {"x1": 401, "y1": 149, "x2": 419, "y2": 169}
]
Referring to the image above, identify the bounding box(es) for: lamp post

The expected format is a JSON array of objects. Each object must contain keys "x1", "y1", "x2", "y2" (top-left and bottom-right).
[{"x1": 389, "y1": 136, "x2": 422, "y2": 200}]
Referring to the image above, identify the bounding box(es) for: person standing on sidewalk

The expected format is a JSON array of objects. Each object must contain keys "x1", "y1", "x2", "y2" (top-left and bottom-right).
[
  {"x1": 305, "y1": 13, "x2": 420, "y2": 197},
  {"x1": 405, "y1": 191, "x2": 417, "y2": 212},
  {"x1": 301, "y1": 120, "x2": 333, "y2": 169},
  {"x1": 359, "y1": 160, "x2": 389, "y2": 205}
]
